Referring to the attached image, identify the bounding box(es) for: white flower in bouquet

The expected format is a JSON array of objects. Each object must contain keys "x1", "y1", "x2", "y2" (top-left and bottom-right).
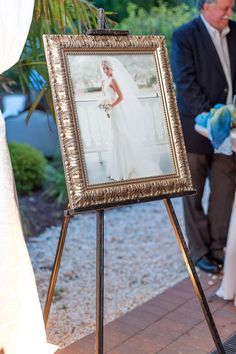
[{"x1": 98, "y1": 98, "x2": 112, "y2": 118}]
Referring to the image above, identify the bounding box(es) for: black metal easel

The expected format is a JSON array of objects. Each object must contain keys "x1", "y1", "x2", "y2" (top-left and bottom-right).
[
  {"x1": 43, "y1": 197, "x2": 225, "y2": 354},
  {"x1": 43, "y1": 9, "x2": 226, "y2": 354}
]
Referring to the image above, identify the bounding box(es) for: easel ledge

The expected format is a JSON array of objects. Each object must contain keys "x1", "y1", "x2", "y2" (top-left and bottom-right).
[
  {"x1": 65, "y1": 190, "x2": 196, "y2": 216},
  {"x1": 86, "y1": 29, "x2": 129, "y2": 36}
]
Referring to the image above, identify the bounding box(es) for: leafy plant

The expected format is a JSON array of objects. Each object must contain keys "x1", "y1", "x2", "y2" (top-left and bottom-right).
[
  {"x1": 93, "y1": 0, "x2": 196, "y2": 22},
  {"x1": 118, "y1": 2, "x2": 197, "y2": 50},
  {"x1": 44, "y1": 150, "x2": 67, "y2": 204},
  {"x1": 44, "y1": 165, "x2": 67, "y2": 204},
  {"x1": 19, "y1": 203, "x2": 34, "y2": 237},
  {"x1": 8, "y1": 142, "x2": 47, "y2": 194},
  {"x1": 2, "y1": 0, "x2": 99, "y2": 119}
]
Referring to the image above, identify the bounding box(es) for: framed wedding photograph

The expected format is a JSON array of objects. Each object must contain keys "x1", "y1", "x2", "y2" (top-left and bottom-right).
[{"x1": 43, "y1": 34, "x2": 193, "y2": 210}]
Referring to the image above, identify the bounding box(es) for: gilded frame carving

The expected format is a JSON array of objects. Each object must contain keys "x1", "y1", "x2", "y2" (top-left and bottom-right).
[{"x1": 43, "y1": 34, "x2": 193, "y2": 210}]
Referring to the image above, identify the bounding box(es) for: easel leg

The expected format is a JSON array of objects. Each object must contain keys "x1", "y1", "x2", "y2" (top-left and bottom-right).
[
  {"x1": 95, "y1": 210, "x2": 104, "y2": 354},
  {"x1": 43, "y1": 214, "x2": 71, "y2": 326},
  {"x1": 163, "y1": 198, "x2": 225, "y2": 354}
]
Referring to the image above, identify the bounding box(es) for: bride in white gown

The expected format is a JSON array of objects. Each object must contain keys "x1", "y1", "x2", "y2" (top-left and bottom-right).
[
  {"x1": 216, "y1": 194, "x2": 236, "y2": 305},
  {"x1": 0, "y1": 1, "x2": 58, "y2": 353},
  {"x1": 100, "y1": 57, "x2": 162, "y2": 181},
  {"x1": 215, "y1": 132, "x2": 236, "y2": 305}
]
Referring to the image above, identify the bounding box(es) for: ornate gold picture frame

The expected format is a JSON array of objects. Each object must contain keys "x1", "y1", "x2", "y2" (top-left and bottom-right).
[{"x1": 43, "y1": 34, "x2": 193, "y2": 210}]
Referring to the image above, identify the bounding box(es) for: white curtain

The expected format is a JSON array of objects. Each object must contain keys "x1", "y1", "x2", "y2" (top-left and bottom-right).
[
  {"x1": 0, "y1": 0, "x2": 34, "y2": 74},
  {"x1": 0, "y1": 1, "x2": 58, "y2": 353}
]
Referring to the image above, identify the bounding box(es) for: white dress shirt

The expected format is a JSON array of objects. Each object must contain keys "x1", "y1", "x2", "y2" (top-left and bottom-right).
[{"x1": 201, "y1": 14, "x2": 232, "y2": 104}]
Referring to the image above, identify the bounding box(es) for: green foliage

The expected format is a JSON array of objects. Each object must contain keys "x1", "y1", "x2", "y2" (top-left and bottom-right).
[
  {"x1": 44, "y1": 166, "x2": 67, "y2": 205},
  {"x1": 8, "y1": 142, "x2": 47, "y2": 194},
  {"x1": 19, "y1": 203, "x2": 33, "y2": 237},
  {"x1": 44, "y1": 150, "x2": 67, "y2": 204},
  {"x1": 2, "y1": 0, "x2": 99, "y2": 118},
  {"x1": 118, "y1": 2, "x2": 197, "y2": 50},
  {"x1": 93, "y1": 0, "x2": 157, "y2": 22},
  {"x1": 93, "y1": 0, "x2": 195, "y2": 22}
]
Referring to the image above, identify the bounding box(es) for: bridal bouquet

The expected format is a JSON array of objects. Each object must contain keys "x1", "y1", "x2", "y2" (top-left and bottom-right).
[{"x1": 98, "y1": 99, "x2": 111, "y2": 118}]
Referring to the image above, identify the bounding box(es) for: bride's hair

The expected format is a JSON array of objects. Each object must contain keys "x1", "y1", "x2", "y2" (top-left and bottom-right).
[
  {"x1": 101, "y1": 59, "x2": 113, "y2": 70},
  {"x1": 100, "y1": 56, "x2": 139, "y2": 98}
]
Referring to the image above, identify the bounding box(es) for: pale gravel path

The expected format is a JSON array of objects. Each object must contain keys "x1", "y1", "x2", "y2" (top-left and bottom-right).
[{"x1": 27, "y1": 197, "x2": 189, "y2": 349}]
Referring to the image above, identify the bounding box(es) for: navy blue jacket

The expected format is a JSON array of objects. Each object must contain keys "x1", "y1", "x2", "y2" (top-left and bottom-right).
[{"x1": 171, "y1": 16, "x2": 236, "y2": 154}]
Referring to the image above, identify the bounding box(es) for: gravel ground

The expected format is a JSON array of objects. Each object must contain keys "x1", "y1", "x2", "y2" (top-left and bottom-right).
[{"x1": 27, "y1": 197, "x2": 189, "y2": 349}]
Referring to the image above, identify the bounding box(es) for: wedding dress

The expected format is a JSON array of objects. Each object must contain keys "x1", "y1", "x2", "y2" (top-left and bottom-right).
[
  {"x1": 195, "y1": 112, "x2": 236, "y2": 305},
  {"x1": 102, "y1": 57, "x2": 162, "y2": 181},
  {"x1": 0, "y1": 0, "x2": 58, "y2": 353},
  {"x1": 215, "y1": 133, "x2": 236, "y2": 304},
  {"x1": 104, "y1": 78, "x2": 141, "y2": 180},
  {"x1": 216, "y1": 193, "x2": 236, "y2": 305}
]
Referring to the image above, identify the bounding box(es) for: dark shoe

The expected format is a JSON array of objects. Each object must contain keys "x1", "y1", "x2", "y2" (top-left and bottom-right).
[
  {"x1": 195, "y1": 256, "x2": 220, "y2": 274},
  {"x1": 209, "y1": 251, "x2": 224, "y2": 266}
]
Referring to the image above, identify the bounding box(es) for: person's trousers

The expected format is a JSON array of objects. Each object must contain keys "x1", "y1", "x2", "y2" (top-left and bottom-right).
[{"x1": 183, "y1": 152, "x2": 236, "y2": 263}]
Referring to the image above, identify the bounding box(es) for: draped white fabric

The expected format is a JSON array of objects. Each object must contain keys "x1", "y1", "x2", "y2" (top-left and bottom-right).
[
  {"x1": 0, "y1": 0, "x2": 34, "y2": 74},
  {"x1": 216, "y1": 194, "x2": 236, "y2": 305},
  {"x1": 0, "y1": 1, "x2": 58, "y2": 353}
]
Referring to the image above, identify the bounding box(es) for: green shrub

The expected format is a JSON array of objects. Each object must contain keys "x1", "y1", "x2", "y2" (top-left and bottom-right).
[
  {"x1": 44, "y1": 150, "x2": 67, "y2": 204},
  {"x1": 118, "y1": 2, "x2": 197, "y2": 51},
  {"x1": 8, "y1": 142, "x2": 47, "y2": 194},
  {"x1": 44, "y1": 165, "x2": 67, "y2": 205}
]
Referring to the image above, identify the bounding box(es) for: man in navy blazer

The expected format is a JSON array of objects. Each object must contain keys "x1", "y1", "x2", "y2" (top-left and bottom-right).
[{"x1": 171, "y1": 0, "x2": 236, "y2": 273}]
